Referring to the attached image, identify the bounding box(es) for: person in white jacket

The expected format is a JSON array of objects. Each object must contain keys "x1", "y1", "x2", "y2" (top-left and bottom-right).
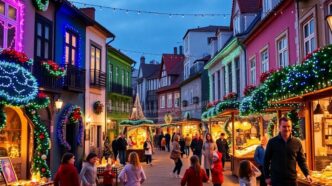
[{"x1": 238, "y1": 160, "x2": 261, "y2": 186}]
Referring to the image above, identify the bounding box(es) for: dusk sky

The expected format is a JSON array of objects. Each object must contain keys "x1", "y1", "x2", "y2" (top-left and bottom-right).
[{"x1": 71, "y1": 0, "x2": 232, "y2": 68}]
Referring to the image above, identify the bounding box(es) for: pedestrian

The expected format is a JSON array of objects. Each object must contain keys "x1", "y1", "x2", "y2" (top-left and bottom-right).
[
  {"x1": 211, "y1": 151, "x2": 224, "y2": 186},
  {"x1": 170, "y1": 134, "x2": 183, "y2": 178},
  {"x1": 238, "y1": 160, "x2": 261, "y2": 186},
  {"x1": 185, "y1": 134, "x2": 192, "y2": 157},
  {"x1": 161, "y1": 137, "x2": 166, "y2": 151},
  {"x1": 117, "y1": 133, "x2": 128, "y2": 165},
  {"x1": 179, "y1": 134, "x2": 186, "y2": 158},
  {"x1": 118, "y1": 152, "x2": 146, "y2": 186},
  {"x1": 190, "y1": 133, "x2": 203, "y2": 164},
  {"x1": 80, "y1": 152, "x2": 98, "y2": 186},
  {"x1": 180, "y1": 155, "x2": 208, "y2": 186},
  {"x1": 98, "y1": 163, "x2": 115, "y2": 186},
  {"x1": 254, "y1": 135, "x2": 268, "y2": 186},
  {"x1": 216, "y1": 133, "x2": 229, "y2": 168},
  {"x1": 158, "y1": 132, "x2": 165, "y2": 150},
  {"x1": 54, "y1": 152, "x2": 80, "y2": 186},
  {"x1": 264, "y1": 117, "x2": 312, "y2": 186},
  {"x1": 165, "y1": 132, "x2": 171, "y2": 152},
  {"x1": 112, "y1": 137, "x2": 119, "y2": 161},
  {"x1": 153, "y1": 132, "x2": 159, "y2": 150},
  {"x1": 202, "y1": 133, "x2": 216, "y2": 179},
  {"x1": 144, "y1": 136, "x2": 153, "y2": 166}
]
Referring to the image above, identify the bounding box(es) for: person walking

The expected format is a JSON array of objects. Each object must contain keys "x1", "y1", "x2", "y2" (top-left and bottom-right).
[
  {"x1": 117, "y1": 133, "x2": 128, "y2": 165},
  {"x1": 54, "y1": 153, "x2": 80, "y2": 186},
  {"x1": 202, "y1": 133, "x2": 216, "y2": 179},
  {"x1": 112, "y1": 137, "x2": 118, "y2": 161},
  {"x1": 80, "y1": 152, "x2": 98, "y2": 186},
  {"x1": 238, "y1": 160, "x2": 261, "y2": 186},
  {"x1": 165, "y1": 132, "x2": 171, "y2": 152},
  {"x1": 144, "y1": 136, "x2": 153, "y2": 166},
  {"x1": 254, "y1": 135, "x2": 268, "y2": 186},
  {"x1": 158, "y1": 132, "x2": 165, "y2": 151},
  {"x1": 179, "y1": 135, "x2": 186, "y2": 158},
  {"x1": 184, "y1": 134, "x2": 192, "y2": 157},
  {"x1": 170, "y1": 134, "x2": 183, "y2": 178},
  {"x1": 264, "y1": 117, "x2": 312, "y2": 186},
  {"x1": 216, "y1": 133, "x2": 229, "y2": 168},
  {"x1": 181, "y1": 155, "x2": 208, "y2": 186},
  {"x1": 118, "y1": 152, "x2": 146, "y2": 186},
  {"x1": 153, "y1": 132, "x2": 159, "y2": 150},
  {"x1": 211, "y1": 150, "x2": 224, "y2": 186},
  {"x1": 190, "y1": 133, "x2": 203, "y2": 164}
]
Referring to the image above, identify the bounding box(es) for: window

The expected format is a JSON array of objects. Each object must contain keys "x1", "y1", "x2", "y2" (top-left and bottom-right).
[
  {"x1": 212, "y1": 74, "x2": 215, "y2": 100},
  {"x1": 160, "y1": 95, "x2": 165, "y2": 108},
  {"x1": 189, "y1": 89, "x2": 193, "y2": 104},
  {"x1": 217, "y1": 70, "x2": 221, "y2": 100},
  {"x1": 277, "y1": 35, "x2": 288, "y2": 68},
  {"x1": 222, "y1": 66, "x2": 226, "y2": 96},
  {"x1": 126, "y1": 72, "x2": 129, "y2": 87},
  {"x1": 65, "y1": 30, "x2": 78, "y2": 66},
  {"x1": 250, "y1": 57, "x2": 256, "y2": 85},
  {"x1": 235, "y1": 58, "x2": 240, "y2": 95},
  {"x1": 115, "y1": 67, "x2": 119, "y2": 83},
  {"x1": 0, "y1": 1, "x2": 21, "y2": 50},
  {"x1": 303, "y1": 18, "x2": 316, "y2": 55},
  {"x1": 90, "y1": 45, "x2": 101, "y2": 85},
  {"x1": 261, "y1": 48, "x2": 269, "y2": 73},
  {"x1": 263, "y1": 0, "x2": 272, "y2": 16},
  {"x1": 35, "y1": 15, "x2": 52, "y2": 60},
  {"x1": 234, "y1": 15, "x2": 240, "y2": 34},
  {"x1": 227, "y1": 63, "x2": 232, "y2": 93},
  {"x1": 109, "y1": 64, "x2": 113, "y2": 84},
  {"x1": 161, "y1": 64, "x2": 168, "y2": 87},
  {"x1": 174, "y1": 93, "x2": 180, "y2": 107},
  {"x1": 167, "y1": 93, "x2": 172, "y2": 108}
]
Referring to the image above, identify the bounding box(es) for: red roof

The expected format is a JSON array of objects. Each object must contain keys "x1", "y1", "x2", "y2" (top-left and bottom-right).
[
  {"x1": 237, "y1": 0, "x2": 261, "y2": 13},
  {"x1": 161, "y1": 54, "x2": 185, "y2": 75}
]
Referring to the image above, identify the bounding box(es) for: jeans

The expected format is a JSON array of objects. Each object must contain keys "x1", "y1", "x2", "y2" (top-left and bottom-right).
[
  {"x1": 119, "y1": 150, "x2": 126, "y2": 165},
  {"x1": 173, "y1": 158, "x2": 182, "y2": 175},
  {"x1": 146, "y1": 155, "x2": 152, "y2": 164},
  {"x1": 221, "y1": 154, "x2": 226, "y2": 169},
  {"x1": 258, "y1": 166, "x2": 267, "y2": 186},
  {"x1": 185, "y1": 146, "x2": 190, "y2": 156},
  {"x1": 166, "y1": 143, "x2": 170, "y2": 152}
]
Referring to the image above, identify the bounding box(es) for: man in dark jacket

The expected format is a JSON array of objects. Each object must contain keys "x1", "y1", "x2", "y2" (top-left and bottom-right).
[
  {"x1": 190, "y1": 133, "x2": 203, "y2": 164},
  {"x1": 216, "y1": 133, "x2": 229, "y2": 168},
  {"x1": 165, "y1": 132, "x2": 171, "y2": 152},
  {"x1": 264, "y1": 117, "x2": 312, "y2": 186},
  {"x1": 117, "y1": 133, "x2": 127, "y2": 165},
  {"x1": 111, "y1": 137, "x2": 118, "y2": 161}
]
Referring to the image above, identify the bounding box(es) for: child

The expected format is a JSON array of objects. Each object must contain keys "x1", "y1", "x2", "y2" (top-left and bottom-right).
[
  {"x1": 118, "y1": 152, "x2": 146, "y2": 186},
  {"x1": 98, "y1": 164, "x2": 115, "y2": 186},
  {"x1": 238, "y1": 160, "x2": 261, "y2": 186},
  {"x1": 211, "y1": 151, "x2": 224, "y2": 186},
  {"x1": 181, "y1": 155, "x2": 208, "y2": 186}
]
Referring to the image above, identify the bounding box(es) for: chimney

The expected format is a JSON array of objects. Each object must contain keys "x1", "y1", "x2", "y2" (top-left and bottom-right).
[
  {"x1": 80, "y1": 7, "x2": 95, "y2": 20},
  {"x1": 140, "y1": 56, "x2": 145, "y2": 64},
  {"x1": 174, "y1": 47, "x2": 178, "y2": 55},
  {"x1": 179, "y1": 46, "x2": 183, "y2": 55}
]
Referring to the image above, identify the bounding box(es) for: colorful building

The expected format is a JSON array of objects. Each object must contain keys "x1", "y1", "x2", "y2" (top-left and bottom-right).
[{"x1": 106, "y1": 46, "x2": 134, "y2": 141}]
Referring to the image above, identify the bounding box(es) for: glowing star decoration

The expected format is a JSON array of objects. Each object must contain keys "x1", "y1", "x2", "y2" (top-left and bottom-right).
[
  {"x1": 32, "y1": 0, "x2": 49, "y2": 12},
  {"x1": 0, "y1": 61, "x2": 38, "y2": 106}
]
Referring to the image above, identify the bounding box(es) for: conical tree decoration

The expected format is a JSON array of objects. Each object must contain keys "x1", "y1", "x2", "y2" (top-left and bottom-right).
[{"x1": 130, "y1": 94, "x2": 146, "y2": 120}]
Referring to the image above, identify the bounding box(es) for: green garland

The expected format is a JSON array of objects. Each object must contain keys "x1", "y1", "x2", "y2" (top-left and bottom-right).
[
  {"x1": 0, "y1": 105, "x2": 6, "y2": 130},
  {"x1": 223, "y1": 118, "x2": 232, "y2": 145},
  {"x1": 201, "y1": 100, "x2": 239, "y2": 121},
  {"x1": 287, "y1": 109, "x2": 302, "y2": 138},
  {"x1": 120, "y1": 119, "x2": 154, "y2": 126},
  {"x1": 267, "y1": 117, "x2": 277, "y2": 138},
  {"x1": 32, "y1": 0, "x2": 49, "y2": 11}
]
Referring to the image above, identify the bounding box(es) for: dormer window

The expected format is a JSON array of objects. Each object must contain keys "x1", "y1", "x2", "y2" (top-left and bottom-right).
[
  {"x1": 233, "y1": 15, "x2": 241, "y2": 34},
  {"x1": 161, "y1": 64, "x2": 168, "y2": 87},
  {"x1": 263, "y1": 0, "x2": 272, "y2": 16}
]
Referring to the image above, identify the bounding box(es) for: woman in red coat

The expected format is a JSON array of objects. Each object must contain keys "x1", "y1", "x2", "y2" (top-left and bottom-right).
[
  {"x1": 211, "y1": 151, "x2": 224, "y2": 186},
  {"x1": 54, "y1": 153, "x2": 80, "y2": 186},
  {"x1": 181, "y1": 155, "x2": 208, "y2": 186}
]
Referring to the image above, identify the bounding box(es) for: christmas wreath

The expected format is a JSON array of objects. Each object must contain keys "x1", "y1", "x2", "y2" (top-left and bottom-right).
[
  {"x1": 32, "y1": 0, "x2": 49, "y2": 12},
  {"x1": 57, "y1": 105, "x2": 83, "y2": 151},
  {"x1": 93, "y1": 101, "x2": 104, "y2": 115},
  {"x1": 0, "y1": 48, "x2": 33, "y2": 66},
  {"x1": 41, "y1": 60, "x2": 66, "y2": 78}
]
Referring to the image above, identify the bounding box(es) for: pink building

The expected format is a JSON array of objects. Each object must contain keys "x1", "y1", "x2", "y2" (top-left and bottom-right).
[{"x1": 243, "y1": 0, "x2": 297, "y2": 87}]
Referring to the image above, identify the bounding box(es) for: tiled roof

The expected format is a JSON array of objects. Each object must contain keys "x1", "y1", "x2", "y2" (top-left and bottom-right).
[
  {"x1": 238, "y1": 0, "x2": 261, "y2": 13},
  {"x1": 183, "y1": 25, "x2": 229, "y2": 39},
  {"x1": 140, "y1": 63, "x2": 161, "y2": 78},
  {"x1": 161, "y1": 54, "x2": 185, "y2": 75}
]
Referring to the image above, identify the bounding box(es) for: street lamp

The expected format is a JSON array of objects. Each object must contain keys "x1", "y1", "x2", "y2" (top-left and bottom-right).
[
  {"x1": 55, "y1": 99, "x2": 63, "y2": 112},
  {"x1": 326, "y1": 14, "x2": 332, "y2": 32}
]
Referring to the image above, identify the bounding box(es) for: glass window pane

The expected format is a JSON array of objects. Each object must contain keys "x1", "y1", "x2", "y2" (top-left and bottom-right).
[
  {"x1": 96, "y1": 48, "x2": 101, "y2": 70},
  {"x1": 90, "y1": 47, "x2": 95, "y2": 70},
  {"x1": 36, "y1": 39, "x2": 41, "y2": 57},
  {"x1": 37, "y1": 23, "x2": 42, "y2": 37},
  {"x1": 8, "y1": 6, "x2": 16, "y2": 20},
  {"x1": 72, "y1": 35, "x2": 76, "y2": 47},
  {"x1": 45, "y1": 26, "x2": 49, "y2": 40},
  {"x1": 304, "y1": 25, "x2": 309, "y2": 38},
  {"x1": 309, "y1": 19, "x2": 314, "y2": 34},
  {"x1": 65, "y1": 32, "x2": 70, "y2": 44},
  {"x1": 0, "y1": 2, "x2": 4, "y2": 15},
  {"x1": 311, "y1": 38, "x2": 316, "y2": 51},
  {"x1": 7, "y1": 26, "x2": 15, "y2": 48},
  {"x1": 65, "y1": 46, "x2": 69, "y2": 64},
  {"x1": 0, "y1": 23, "x2": 3, "y2": 48},
  {"x1": 71, "y1": 49, "x2": 76, "y2": 65},
  {"x1": 44, "y1": 41, "x2": 49, "y2": 59}
]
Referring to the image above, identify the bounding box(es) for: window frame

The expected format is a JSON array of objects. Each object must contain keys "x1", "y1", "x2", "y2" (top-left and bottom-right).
[
  {"x1": 227, "y1": 62, "x2": 232, "y2": 93},
  {"x1": 34, "y1": 14, "x2": 52, "y2": 61},
  {"x1": 174, "y1": 92, "x2": 180, "y2": 108},
  {"x1": 303, "y1": 18, "x2": 316, "y2": 55},
  {"x1": 65, "y1": 29, "x2": 78, "y2": 66},
  {"x1": 160, "y1": 95, "x2": 166, "y2": 108},
  {"x1": 167, "y1": 93, "x2": 172, "y2": 108},
  {"x1": 249, "y1": 56, "x2": 256, "y2": 85},
  {"x1": 275, "y1": 30, "x2": 289, "y2": 68},
  {"x1": 90, "y1": 43, "x2": 102, "y2": 85},
  {"x1": 260, "y1": 46, "x2": 269, "y2": 73}
]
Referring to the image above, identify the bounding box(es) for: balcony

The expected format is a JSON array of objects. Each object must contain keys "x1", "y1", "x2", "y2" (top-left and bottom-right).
[
  {"x1": 90, "y1": 69, "x2": 106, "y2": 88},
  {"x1": 109, "y1": 83, "x2": 132, "y2": 97},
  {"x1": 189, "y1": 62, "x2": 204, "y2": 78},
  {"x1": 33, "y1": 62, "x2": 85, "y2": 93}
]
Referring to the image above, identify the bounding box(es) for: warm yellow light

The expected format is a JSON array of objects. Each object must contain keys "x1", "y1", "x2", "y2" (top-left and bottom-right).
[
  {"x1": 55, "y1": 99, "x2": 63, "y2": 110},
  {"x1": 326, "y1": 15, "x2": 332, "y2": 32},
  {"x1": 86, "y1": 117, "x2": 92, "y2": 123}
]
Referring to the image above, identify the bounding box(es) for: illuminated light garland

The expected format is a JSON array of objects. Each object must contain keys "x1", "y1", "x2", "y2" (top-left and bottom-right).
[
  {"x1": 223, "y1": 118, "x2": 232, "y2": 145},
  {"x1": 27, "y1": 92, "x2": 50, "y2": 110},
  {"x1": 41, "y1": 60, "x2": 66, "y2": 78},
  {"x1": 243, "y1": 85, "x2": 256, "y2": 96},
  {"x1": 0, "y1": 61, "x2": 38, "y2": 106},
  {"x1": 201, "y1": 100, "x2": 239, "y2": 121},
  {"x1": 32, "y1": 0, "x2": 49, "y2": 12},
  {"x1": 57, "y1": 105, "x2": 83, "y2": 151},
  {"x1": 0, "y1": 48, "x2": 33, "y2": 66},
  {"x1": 267, "y1": 117, "x2": 277, "y2": 138},
  {"x1": 287, "y1": 109, "x2": 302, "y2": 138},
  {"x1": 0, "y1": 105, "x2": 6, "y2": 130},
  {"x1": 119, "y1": 119, "x2": 154, "y2": 126}
]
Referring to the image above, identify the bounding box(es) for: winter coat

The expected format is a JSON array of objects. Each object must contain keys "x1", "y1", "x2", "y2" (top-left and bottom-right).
[
  {"x1": 190, "y1": 138, "x2": 203, "y2": 155},
  {"x1": 80, "y1": 162, "x2": 97, "y2": 186},
  {"x1": 54, "y1": 163, "x2": 80, "y2": 186},
  {"x1": 181, "y1": 167, "x2": 208, "y2": 186},
  {"x1": 117, "y1": 137, "x2": 128, "y2": 151},
  {"x1": 202, "y1": 142, "x2": 216, "y2": 169},
  {"x1": 211, "y1": 151, "x2": 224, "y2": 184}
]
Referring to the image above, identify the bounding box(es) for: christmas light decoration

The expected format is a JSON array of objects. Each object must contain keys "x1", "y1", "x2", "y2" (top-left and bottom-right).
[
  {"x1": 57, "y1": 105, "x2": 83, "y2": 151},
  {"x1": 0, "y1": 48, "x2": 33, "y2": 66},
  {"x1": 32, "y1": 0, "x2": 49, "y2": 12},
  {"x1": 0, "y1": 105, "x2": 6, "y2": 130},
  {"x1": 287, "y1": 109, "x2": 302, "y2": 138},
  {"x1": 267, "y1": 117, "x2": 277, "y2": 138},
  {"x1": 119, "y1": 119, "x2": 154, "y2": 126},
  {"x1": 41, "y1": 60, "x2": 66, "y2": 77},
  {"x1": 243, "y1": 85, "x2": 256, "y2": 96}
]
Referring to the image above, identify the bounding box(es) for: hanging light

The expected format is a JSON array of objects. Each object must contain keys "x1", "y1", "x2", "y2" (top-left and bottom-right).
[
  {"x1": 55, "y1": 99, "x2": 63, "y2": 112},
  {"x1": 326, "y1": 14, "x2": 332, "y2": 32},
  {"x1": 314, "y1": 101, "x2": 324, "y2": 115}
]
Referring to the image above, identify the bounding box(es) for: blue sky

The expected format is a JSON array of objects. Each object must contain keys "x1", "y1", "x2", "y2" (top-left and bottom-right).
[{"x1": 71, "y1": 0, "x2": 232, "y2": 68}]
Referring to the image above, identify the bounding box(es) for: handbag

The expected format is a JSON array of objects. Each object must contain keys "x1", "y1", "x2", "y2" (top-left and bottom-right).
[{"x1": 170, "y1": 150, "x2": 180, "y2": 160}]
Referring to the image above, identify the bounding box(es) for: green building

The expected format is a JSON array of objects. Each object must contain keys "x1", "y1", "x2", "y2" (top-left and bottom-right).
[{"x1": 106, "y1": 46, "x2": 134, "y2": 140}]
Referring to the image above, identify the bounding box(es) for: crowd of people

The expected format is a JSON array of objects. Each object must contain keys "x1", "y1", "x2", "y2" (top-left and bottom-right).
[{"x1": 52, "y1": 117, "x2": 313, "y2": 186}]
